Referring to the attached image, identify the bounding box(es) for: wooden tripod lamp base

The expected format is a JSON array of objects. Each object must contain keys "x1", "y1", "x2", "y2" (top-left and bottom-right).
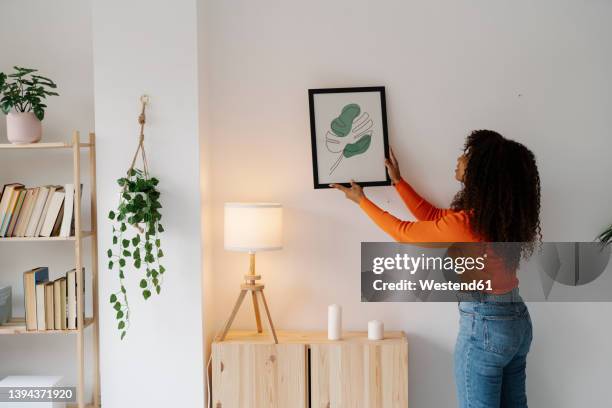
[{"x1": 218, "y1": 253, "x2": 278, "y2": 344}]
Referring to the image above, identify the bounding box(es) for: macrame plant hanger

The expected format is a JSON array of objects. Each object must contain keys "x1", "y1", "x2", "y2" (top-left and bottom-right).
[
  {"x1": 124, "y1": 95, "x2": 151, "y2": 233},
  {"x1": 126, "y1": 95, "x2": 151, "y2": 184}
]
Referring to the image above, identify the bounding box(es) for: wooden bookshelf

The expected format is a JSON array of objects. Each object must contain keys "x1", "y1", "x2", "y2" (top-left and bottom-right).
[{"x1": 0, "y1": 132, "x2": 100, "y2": 408}]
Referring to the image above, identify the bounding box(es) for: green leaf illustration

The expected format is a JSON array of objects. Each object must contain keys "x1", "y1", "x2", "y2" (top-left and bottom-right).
[
  {"x1": 331, "y1": 103, "x2": 360, "y2": 137},
  {"x1": 343, "y1": 134, "x2": 372, "y2": 158}
]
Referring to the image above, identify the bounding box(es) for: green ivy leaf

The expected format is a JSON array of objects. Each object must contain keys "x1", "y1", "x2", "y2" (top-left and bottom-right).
[
  {"x1": 122, "y1": 239, "x2": 129, "y2": 248},
  {"x1": 113, "y1": 302, "x2": 121, "y2": 311},
  {"x1": 142, "y1": 290, "x2": 151, "y2": 300},
  {"x1": 139, "y1": 279, "x2": 147, "y2": 288},
  {"x1": 110, "y1": 294, "x2": 117, "y2": 303},
  {"x1": 119, "y1": 258, "x2": 126, "y2": 267},
  {"x1": 131, "y1": 235, "x2": 140, "y2": 246},
  {"x1": 121, "y1": 331, "x2": 126, "y2": 340},
  {"x1": 159, "y1": 265, "x2": 166, "y2": 274},
  {"x1": 119, "y1": 270, "x2": 125, "y2": 279},
  {"x1": 134, "y1": 258, "x2": 141, "y2": 268},
  {"x1": 120, "y1": 223, "x2": 127, "y2": 232},
  {"x1": 108, "y1": 210, "x2": 116, "y2": 220},
  {"x1": 157, "y1": 249, "x2": 164, "y2": 258},
  {"x1": 116, "y1": 310, "x2": 124, "y2": 319},
  {"x1": 155, "y1": 286, "x2": 161, "y2": 294},
  {"x1": 123, "y1": 249, "x2": 131, "y2": 257},
  {"x1": 113, "y1": 236, "x2": 118, "y2": 245},
  {"x1": 118, "y1": 321, "x2": 125, "y2": 329},
  {"x1": 107, "y1": 249, "x2": 112, "y2": 258},
  {"x1": 108, "y1": 261, "x2": 113, "y2": 269},
  {"x1": 120, "y1": 285, "x2": 126, "y2": 293},
  {"x1": 158, "y1": 224, "x2": 165, "y2": 233}
]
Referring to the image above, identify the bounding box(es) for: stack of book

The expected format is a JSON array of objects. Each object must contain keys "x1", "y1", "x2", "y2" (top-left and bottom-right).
[
  {"x1": 0, "y1": 183, "x2": 77, "y2": 238},
  {"x1": 23, "y1": 267, "x2": 85, "y2": 331}
]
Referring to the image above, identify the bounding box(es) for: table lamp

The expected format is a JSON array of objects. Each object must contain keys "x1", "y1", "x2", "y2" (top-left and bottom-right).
[{"x1": 218, "y1": 203, "x2": 282, "y2": 343}]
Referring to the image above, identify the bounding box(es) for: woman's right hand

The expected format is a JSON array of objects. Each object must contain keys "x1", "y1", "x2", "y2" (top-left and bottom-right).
[{"x1": 385, "y1": 148, "x2": 402, "y2": 184}]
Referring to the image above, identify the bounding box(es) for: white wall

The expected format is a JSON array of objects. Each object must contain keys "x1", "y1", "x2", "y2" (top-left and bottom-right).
[
  {"x1": 92, "y1": 0, "x2": 204, "y2": 407},
  {"x1": 0, "y1": 0, "x2": 96, "y2": 397},
  {"x1": 202, "y1": 0, "x2": 612, "y2": 406}
]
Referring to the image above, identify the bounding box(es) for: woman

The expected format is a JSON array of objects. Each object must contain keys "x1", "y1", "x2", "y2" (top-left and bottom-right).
[{"x1": 332, "y1": 130, "x2": 540, "y2": 408}]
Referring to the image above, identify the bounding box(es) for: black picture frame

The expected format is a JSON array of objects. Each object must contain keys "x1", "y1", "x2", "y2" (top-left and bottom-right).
[{"x1": 308, "y1": 86, "x2": 391, "y2": 189}]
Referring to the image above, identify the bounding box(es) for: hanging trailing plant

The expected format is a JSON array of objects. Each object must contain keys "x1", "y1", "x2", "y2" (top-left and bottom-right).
[{"x1": 107, "y1": 96, "x2": 165, "y2": 339}]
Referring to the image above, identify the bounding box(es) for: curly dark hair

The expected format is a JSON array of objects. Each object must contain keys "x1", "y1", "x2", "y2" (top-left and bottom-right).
[{"x1": 451, "y1": 130, "x2": 541, "y2": 264}]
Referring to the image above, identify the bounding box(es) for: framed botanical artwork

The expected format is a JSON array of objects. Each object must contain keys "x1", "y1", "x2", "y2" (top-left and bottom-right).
[{"x1": 308, "y1": 86, "x2": 391, "y2": 189}]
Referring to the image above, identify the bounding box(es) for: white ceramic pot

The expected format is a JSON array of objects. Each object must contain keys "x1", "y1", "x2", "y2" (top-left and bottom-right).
[{"x1": 6, "y1": 112, "x2": 42, "y2": 144}]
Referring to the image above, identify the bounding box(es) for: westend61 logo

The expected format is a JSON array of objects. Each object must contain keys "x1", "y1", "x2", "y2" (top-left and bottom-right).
[{"x1": 361, "y1": 242, "x2": 612, "y2": 302}]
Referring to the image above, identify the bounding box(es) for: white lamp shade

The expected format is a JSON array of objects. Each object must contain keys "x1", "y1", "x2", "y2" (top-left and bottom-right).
[{"x1": 224, "y1": 203, "x2": 283, "y2": 252}]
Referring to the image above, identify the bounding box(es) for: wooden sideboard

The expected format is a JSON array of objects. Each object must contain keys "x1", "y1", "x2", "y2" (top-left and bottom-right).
[{"x1": 212, "y1": 331, "x2": 408, "y2": 408}]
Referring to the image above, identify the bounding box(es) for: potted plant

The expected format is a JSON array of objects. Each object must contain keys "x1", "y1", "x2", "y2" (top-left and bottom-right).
[
  {"x1": 0, "y1": 66, "x2": 59, "y2": 144},
  {"x1": 107, "y1": 168, "x2": 165, "y2": 339}
]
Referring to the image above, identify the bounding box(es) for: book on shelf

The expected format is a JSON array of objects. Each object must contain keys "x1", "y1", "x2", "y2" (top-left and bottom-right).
[
  {"x1": 0, "y1": 183, "x2": 79, "y2": 238},
  {"x1": 35, "y1": 282, "x2": 47, "y2": 330},
  {"x1": 60, "y1": 183, "x2": 75, "y2": 237},
  {"x1": 6, "y1": 188, "x2": 26, "y2": 236},
  {"x1": 14, "y1": 188, "x2": 37, "y2": 237},
  {"x1": 34, "y1": 185, "x2": 58, "y2": 236},
  {"x1": 53, "y1": 277, "x2": 67, "y2": 330},
  {"x1": 0, "y1": 184, "x2": 20, "y2": 232},
  {"x1": 40, "y1": 187, "x2": 65, "y2": 237},
  {"x1": 0, "y1": 184, "x2": 24, "y2": 236},
  {"x1": 23, "y1": 266, "x2": 85, "y2": 331},
  {"x1": 0, "y1": 184, "x2": 23, "y2": 231},
  {"x1": 44, "y1": 282, "x2": 54, "y2": 330},
  {"x1": 25, "y1": 186, "x2": 49, "y2": 237},
  {"x1": 66, "y1": 267, "x2": 85, "y2": 330},
  {"x1": 23, "y1": 267, "x2": 49, "y2": 330}
]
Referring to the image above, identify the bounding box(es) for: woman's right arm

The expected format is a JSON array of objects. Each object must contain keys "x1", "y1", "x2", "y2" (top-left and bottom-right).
[{"x1": 386, "y1": 149, "x2": 451, "y2": 221}]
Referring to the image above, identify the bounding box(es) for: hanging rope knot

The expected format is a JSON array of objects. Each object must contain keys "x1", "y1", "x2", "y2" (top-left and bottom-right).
[{"x1": 125, "y1": 94, "x2": 151, "y2": 188}]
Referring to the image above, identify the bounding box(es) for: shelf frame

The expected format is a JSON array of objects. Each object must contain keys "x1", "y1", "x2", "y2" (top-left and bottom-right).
[
  {"x1": 0, "y1": 231, "x2": 93, "y2": 242},
  {"x1": 0, "y1": 317, "x2": 94, "y2": 335},
  {"x1": 0, "y1": 132, "x2": 100, "y2": 408},
  {"x1": 0, "y1": 142, "x2": 93, "y2": 150}
]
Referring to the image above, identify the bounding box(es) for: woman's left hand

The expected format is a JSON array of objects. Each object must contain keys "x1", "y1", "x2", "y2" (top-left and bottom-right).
[{"x1": 330, "y1": 180, "x2": 365, "y2": 204}]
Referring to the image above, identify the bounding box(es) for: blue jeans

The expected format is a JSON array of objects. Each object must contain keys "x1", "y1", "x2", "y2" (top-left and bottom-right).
[{"x1": 454, "y1": 291, "x2": 533, "y2": 408}]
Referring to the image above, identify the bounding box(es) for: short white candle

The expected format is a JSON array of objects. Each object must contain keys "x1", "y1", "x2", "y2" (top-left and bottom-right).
[
  {"x1": 328, "y1": 304, "x2": 342, "y2": 340},
  {"x1": 368, "y1": 320, "x2": 384, "y2": 340}
]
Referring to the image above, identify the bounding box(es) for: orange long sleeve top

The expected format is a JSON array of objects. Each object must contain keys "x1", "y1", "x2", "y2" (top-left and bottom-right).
[{"x1": 359, "y1": 178, "x2": 518, "y2": 293}]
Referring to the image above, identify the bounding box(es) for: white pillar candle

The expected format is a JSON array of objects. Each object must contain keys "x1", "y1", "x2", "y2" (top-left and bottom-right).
[
  {"x1": 327, "y1": 304, "x2": 342, "y2": 340},
  {"x1": 368, "y1": 320, "x2": 384, "y2": 340}
]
